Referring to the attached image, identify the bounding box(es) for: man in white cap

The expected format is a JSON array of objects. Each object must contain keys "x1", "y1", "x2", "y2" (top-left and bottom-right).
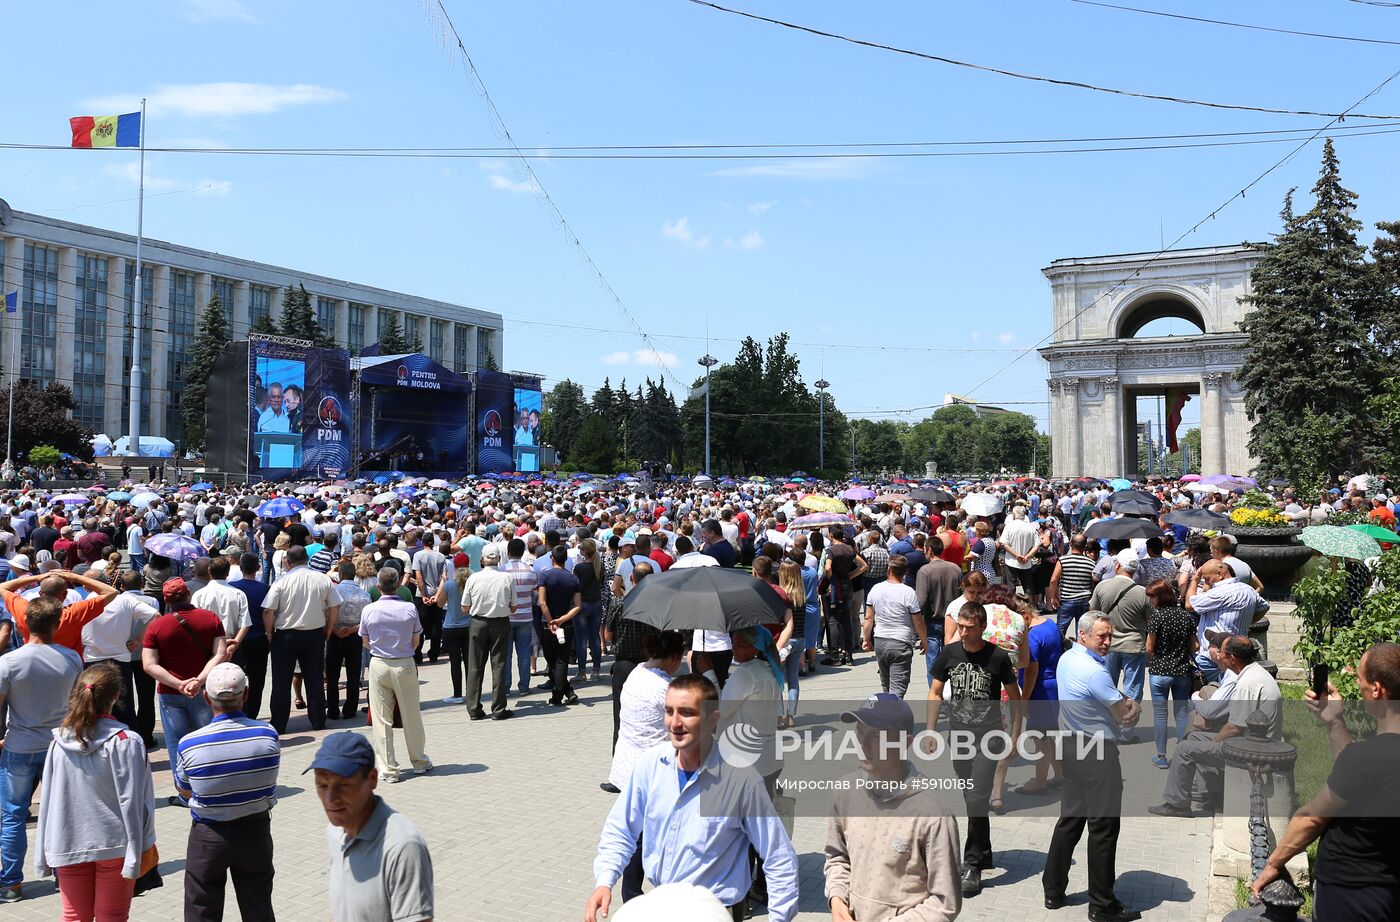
[{"x1": 174, "y1": 662, "x2": 281, "y2": 921}]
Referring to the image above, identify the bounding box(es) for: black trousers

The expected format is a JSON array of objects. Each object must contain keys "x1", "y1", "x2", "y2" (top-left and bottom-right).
[
  {"x1": 415, "y1": 601, "x2": 444, "y2": 663},
  {"x1": 1042, "y1": 738, "x2": 1123, "y2": 912},
  {"x1": 465, "y1": 618, "x2": 509, "y2": 715},
  {"x1": 324, "y1": 632, "x2": 363, "y2": 717},
  {"x1": 952, "y1": 728, "x2": 999, "y2": 870},
  {"x1": 442, "y1": 625, "x2": 471, "y2": 698},
  {"x1": 537, "y1": 619, "x2": 576, "y2": 704},
  {"x1": 270, "y1": 628, "x2": 326, "y2": 734},
  {"x1": 233, "y1": 634, "x2": 270, "y2": 721},
  {"x1": 133, "y1": 657, "x2": 158, "y2": 746},
  {"x1": 611, "y1": 658, "x2": 641, "y2": 751},
  {"x1": 184, "y1": 812, "x2": 275, "y2": 922}
]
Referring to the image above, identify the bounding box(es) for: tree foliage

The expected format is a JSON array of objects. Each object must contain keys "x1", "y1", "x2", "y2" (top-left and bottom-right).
[
  {"x1": 278, "y1": 284, "x2": 331, "y2": 346},
  {"x1": 250, "y1": 314, "x2": 279, "y2": 336},
  {"x1": 1240, "y1": 141, "x2": 1388, "y2": 484},
  {"x1": 181, "y1": 295, "x2": 232, "y2": 451},
  {"x1": 481, "y1": 345, "x2": 499, "y2": 371},
  {"x1": 0, "y1": 380, "x2": 94, "y2": 460},
  {"x1": 542, "y1": 379, "x2": 589, "y2": 460},
  {"x1": 570, "y1": 414, "x2": 617, "y2": 473},
  {"x1": 377, "y1": 312, "x2": 408, "y2": 354}
]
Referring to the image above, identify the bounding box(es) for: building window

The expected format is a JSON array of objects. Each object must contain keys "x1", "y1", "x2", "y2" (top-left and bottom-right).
[
  {"x1": 377, "y1": 308, "x2": 397, "y2": 343},
  {"x1": 453, "y1": 323, "x2": 470, "y2": 373},
  {"x1": 477, "y1": 330, "x2": 495, "y2": 369},
  {"x1": 122, "y1": 262, "x2": 154, "y2": 434},
  {"x1": 249, "y1": 285, "x2": 271, "y2": 325},
  {"x1": 211, "y1": 277, "x2": 236, "y2": 315},
  {"x1": 20, "y1": 244, "x2": 59, "y2": 388},
  {"x1": 317, "y1": 297, "x2": 337, "y2": 342},
  {"x1": 430, "y1": 319, "x2": 445, "y2": 362},
  {"x1": 403, "y1": 314, "x2": 419, "y2": 350},
  {"x1": 167, "y1": 272, "x2": 197, "y2": 443},
  {"x1": 348, "y1": 303, "x2": 367, "y2": 352},
  {"x1": 73, "y1": 255, "x2": 108, "y2": 430}
]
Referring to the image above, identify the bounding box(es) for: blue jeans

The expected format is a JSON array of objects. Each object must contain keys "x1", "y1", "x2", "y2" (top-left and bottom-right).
[
  {"x1": 158, "y1": 692, "x2": 213, "y2": 752},
  {"x1": 925, "y1": 625, "x2": 944, "y2": 688},
  {"x1": 1056, "y1": 598, "x2": 1089, "y2": 638},
  {"x1": 783, "y1": 639, "x2": 801, "y2": 715},
  {"x1": 503, "y1": 622, "x2": 534, "y2": 692},
  {"x1": 573, "y1": 601, "x2": 603, "y2": 675},
  {"x1": 128, "y1": 552, "x2": 147, "y2": 574},
  {"x1": 1195, "y1": 651, "x2": 1222, "y2": 685},
  {"x1": 0, "y1": 748, "x2": 47, "y2": 887},
  {"x1": 1105, "y1": 651, "x2": 1146, "y2": 703},
  {"x1": 1149, "y1": 673, "x2": 1192, "y2": 756}
]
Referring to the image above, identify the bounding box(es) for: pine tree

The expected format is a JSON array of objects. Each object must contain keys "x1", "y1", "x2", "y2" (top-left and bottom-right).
[
  {"x1": 250, "y1": 314, "x2": 279, "y2": 336},
  {"x1": 542, "y1": 379, "x2": 589, "y2": 461},
  {"x1": 378, "y1": 312, "x2": 408, "y2": 353},
  {"x1": 278, "y1": 284, "x2": 318, "y2": 342},
  {"x1": 181, "y1": 295, "x2": 232, "y2": 451},
  {"x1": 1239, "y1": 140, "x2": 1383, "y2": 485},
  {"x1": 409, "y1": 327, "x2": 424, "y2": 354},
  {"x1": 481, "y1": 345, "x2": 499, "y2": 371}
]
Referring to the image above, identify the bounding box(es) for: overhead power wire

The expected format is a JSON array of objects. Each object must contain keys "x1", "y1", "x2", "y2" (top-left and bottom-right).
[
  {"x1": 955, "y1": 66, "x2": 1400, "y2": 404},
  {"x1": 684, "y1": 0, "x2": 1400, "y2": 119},
  {"x1": 1069, "y1": 0, "x2": 1400, "y2": 46},
  {"x1": 1346, "y1": 0, "x2": 1400, "y2": 8}
]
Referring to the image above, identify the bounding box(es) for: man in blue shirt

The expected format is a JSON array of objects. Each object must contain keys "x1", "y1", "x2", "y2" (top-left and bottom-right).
[
  {"x1": 587, "y1": 673, "x2": 798, "y2": 922},
  {"x1": 1042, "y1": 611, "x2": 1143, "y2": 922},
  {"x1": 176, "y1": 662, "x2": 281, "y2": 921},
  {"x1": 699, "y1": 520, "x2": 737, "y2": 568},
  {"x1": 229, "y1": 553, "x2": 272, "y2": 720}
]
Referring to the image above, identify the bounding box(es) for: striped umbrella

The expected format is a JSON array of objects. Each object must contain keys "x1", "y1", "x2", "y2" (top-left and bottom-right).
[{"x1": 1300, "y1": 525, "x2": 1381, "y2": 561}]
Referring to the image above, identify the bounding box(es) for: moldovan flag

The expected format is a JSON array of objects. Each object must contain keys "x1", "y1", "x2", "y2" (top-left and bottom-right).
[
  {"x1": 69, "y1": 113, "x2": 141, "y2": 148},
  {"x1": 1165, "y1": 387, "x2": 1191, "y2": 453}
]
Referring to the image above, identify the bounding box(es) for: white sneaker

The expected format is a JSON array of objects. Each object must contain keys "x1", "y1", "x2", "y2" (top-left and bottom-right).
[{"x1": 441, "y1": 696, "x2": 464, "y2": 704}]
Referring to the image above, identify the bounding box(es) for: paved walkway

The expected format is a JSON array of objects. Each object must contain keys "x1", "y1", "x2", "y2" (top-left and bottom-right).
[{"x1": 7, "y1": 650, "x2": 1213, "y2": 921}]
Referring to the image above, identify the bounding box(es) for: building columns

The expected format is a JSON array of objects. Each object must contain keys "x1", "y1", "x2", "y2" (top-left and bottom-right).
[
  {"x1": 102, "y1": 255, "x2": 126, "y2": 435},
  {"x1": 1201, "y1": 372, "x2": 1227, "y2": 475},
  {"x1": 231, "y1": 280, "x2": 250, "y2": 338},
  {"x1": 148, "y1": 266, "x2": 171, "y2": 439},
  {"x1": 55, "y1": 247, "x2": 79, "y2": 386},
  {"x1": 1049, "y1": 378, "x2": 1083, "y2": 477}
]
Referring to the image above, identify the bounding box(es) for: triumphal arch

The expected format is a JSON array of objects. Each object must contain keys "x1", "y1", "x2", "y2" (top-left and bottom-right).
[{"x1": 1039, "y1": 245, "x2": 1258, "y2": 478}]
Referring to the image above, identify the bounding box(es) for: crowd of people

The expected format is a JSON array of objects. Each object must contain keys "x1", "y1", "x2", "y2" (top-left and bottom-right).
[{"x1": 0, "y1": 470, "x2": 1394, "y2": 920}]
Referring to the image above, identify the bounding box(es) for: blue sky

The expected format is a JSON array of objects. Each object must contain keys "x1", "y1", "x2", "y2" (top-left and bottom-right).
[{"x1": 6, "y1": 0, "x2": 1400, "y2": 435}]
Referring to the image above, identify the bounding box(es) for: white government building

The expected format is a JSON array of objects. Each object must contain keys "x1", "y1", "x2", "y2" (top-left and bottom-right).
[{"x1": 0, "y1": 197, "x2": 503, "y2": 449}]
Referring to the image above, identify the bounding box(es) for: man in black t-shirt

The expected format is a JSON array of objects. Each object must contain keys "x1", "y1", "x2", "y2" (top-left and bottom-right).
[
  {"x1": 926, "y1": 601, "x2": 1021, "y2": 899},
  {"x1": 536, "y1": 545, "x2": 581, "y2": 707},
  {"x1": 822, "y1": 525, "x2": 868, "y2": 667},
  {"x1": 1253, "y1": 642, "x2": 1400, "y2": 919}
]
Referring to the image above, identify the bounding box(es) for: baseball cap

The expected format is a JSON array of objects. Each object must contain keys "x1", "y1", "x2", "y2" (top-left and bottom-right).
[
  {"x1": 8, "y1": 554, "x2": 31, "y2": 573},
  {"x1": 304, "y1": 732, "x2": 376, "y2": 777},
  {"x1": 636, "y1": 527, "x2": 653, "y2": 537},
  {"x1": 205, "y1": 662, "x2": 248, "y2": 700},
  {"x1": 482, "y1": 546, "x2": 501, "y2": 562},
  {"x1": 840, "y1": 693, "x2": 914, "y2": 732},
  {"x1": 1204, "y1": 629, "x2": 1231, "y2": 649},
  {"x1": 1114, "y1": 548, "x2": 1140, "y2": 573},
  {"x1": 221, "y1": 545, "x2": 242, "y2": 558},
  {"x1": 162, "y1": 576, "x2": 189, "y2": 601}
]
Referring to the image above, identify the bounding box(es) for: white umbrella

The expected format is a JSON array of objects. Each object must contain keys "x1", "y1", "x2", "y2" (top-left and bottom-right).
[
  {"x1": 960, "y1": 493, "x2": 1004, "y2": 517},
  {"x1": 371, "y1": 491, "x2": 398, "y2": 504}
]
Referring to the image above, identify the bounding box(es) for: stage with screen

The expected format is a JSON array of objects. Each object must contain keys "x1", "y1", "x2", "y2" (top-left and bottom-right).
[
  {"x1": 511, "y1": 382, "x2": 543, "y2": 472},
  {"x1": 233, "y1": 338, "x2": 352, "y2": 481},
  {"x1": 355, "y1": 353, "x2": 471, "y2": 472}
]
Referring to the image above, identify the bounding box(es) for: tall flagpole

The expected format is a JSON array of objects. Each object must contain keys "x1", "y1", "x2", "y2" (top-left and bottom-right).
[{"x1": 127, "y1": 99, "x2": 146, "y2": 459}]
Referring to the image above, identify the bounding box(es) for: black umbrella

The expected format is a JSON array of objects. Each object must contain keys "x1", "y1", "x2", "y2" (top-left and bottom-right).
[
  {"x1": 1110, "y1": 489, "x2": 1162, "y2": 515},
  {"x1": 911, "y1": 487, "x2": 955, "y2": 504},
  {"x1": 1163, "y1": 508, "x2": 1231, "y2": 529},
  {"x1": 495, "y1": 490, "x2": 523, "y2": 508},
  {"x1": 1084, "y1": 516, "x2": 1163, "y2": 541},
  {"x1": 622, "y1": 568, "x2": 787, "y2": 633}
]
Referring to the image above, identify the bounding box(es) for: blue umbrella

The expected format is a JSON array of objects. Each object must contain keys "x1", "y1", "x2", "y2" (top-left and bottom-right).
[
  {"x1": 1109, "y1": 478, "x2": 1133, "y2": 492},
  {"x1": 257, "y1": 496, "x2": 305, "y2": 518},
  {"x1": 107, "y1": 491, "x2": 133, "y2": 502},
  {"x1": 373, "y1": 474, "x2": 391, "y2": 484},
  {"x1": 143, "y1": 533, "x2": 203, "y2": 561},
  {"x1": 130, "y1": 492, "x2": 161, "y2": 509},
  {"x1": 396, "y1": 486, "x2": 419, "y2": 498},
  {"x1": 190, "y1": 481, "x2": 215, "y2": 491},
  {"x1": 388, "y1": 470, "x2": 406, "y2": 480}
]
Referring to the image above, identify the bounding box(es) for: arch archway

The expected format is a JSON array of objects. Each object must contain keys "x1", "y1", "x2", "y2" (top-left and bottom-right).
[{"x1": 1114, "y1": 292, "x2": 1207, "y2": 339}]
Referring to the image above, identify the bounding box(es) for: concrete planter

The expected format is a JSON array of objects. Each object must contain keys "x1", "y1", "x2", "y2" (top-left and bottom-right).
[{"x1": 1224, "y1": 525, "x2": 1311, "y2": 601}]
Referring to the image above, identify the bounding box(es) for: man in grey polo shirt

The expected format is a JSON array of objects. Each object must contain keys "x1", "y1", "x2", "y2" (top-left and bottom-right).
[{"x1": 310, "y1": 732, "x2": 433, "y2": 922}]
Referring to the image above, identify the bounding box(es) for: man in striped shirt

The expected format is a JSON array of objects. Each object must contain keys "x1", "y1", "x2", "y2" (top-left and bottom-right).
[
  {"x1": 175, "y1": 662, "x2": 281, "y2": 922},
  {"x1": 500, "y1": 538, "x2": 538, "y2": 695}
]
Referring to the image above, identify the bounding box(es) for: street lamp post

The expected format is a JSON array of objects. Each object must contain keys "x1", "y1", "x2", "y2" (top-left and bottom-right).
[
  {"x1": 698, "y1": 354, "x2": 717, "y2": 476},
  {"x1": 815, "y1": 378, "x2": 829, "y2": 471}
]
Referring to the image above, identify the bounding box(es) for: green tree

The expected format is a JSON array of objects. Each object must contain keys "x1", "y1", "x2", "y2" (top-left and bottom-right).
[
  {"x1": 481, "y1": 345, "x2": 499, "y2": 371},
  {"x1": 927, "y1": 404, "x2": 979, "y2": 474},
  {"x1": 377, "y1": 312, "x2": 408, "y2": 353},
  {"x1": 181, "y1": 295, "x2": 231, "y2": 451},
  {"x1": 1035, "y1": 433, "x2": 1052, "y2": 477},
  {"x1": 1240, "y1": 141, "x2": 1384, "y2": 484},
  {"x1": 408, "y1": 326, "x2": 423, "y2": 354},
  {"x1": 28, "y1": 445, "x2": 61, "y2": 467},
  {"x1": 278, "y1": 284, "x2": 320, "y2": 342},
  {"x1": 972, "y1": 412, "x2": 1038, "y2": 472},
  {"x1": 0, "y1": 381, "x2": 94, "y2": 460},
  {"x1": 542, "y1": 379, "x2": 590, "y2": 461},
  {"x1": 571, "y1": 414, "x2": 617, "y2": 473},
  {"x1": 250, "y1": 314, "x2": 279, "y2": 336},
  {"x1": 851, "y1": 419, "x2": 906, "y2": 472}
]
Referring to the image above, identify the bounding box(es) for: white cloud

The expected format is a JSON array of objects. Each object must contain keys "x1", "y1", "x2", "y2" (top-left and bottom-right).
[
  {"x1": 662, "y1": 217, "x2": 711, "y2": 249},
  {"x1": 489, "y1": 174, "x2": 541, "y2": 194},
  {"x1": 84, "y1": 83, "x2": 344, "y2": 118},
  {"x1": 104, "y1": 161, "x2": 232, "y2": 196},
  {"x1": 184, "y1": 0, "x2": 255, "y2": 22},
  {"x1": 747, "y1": 201, "x2": 773, "y2": 215},
  {"x1": 601, "y1": 349, "x2": 679, "y2": 368},
  {"x1": 709, "y1": 159, "x2": 870, "y2": 180},
  {"x1": 969, "y1": 330, "x2": 982, "y2": 342},
  {"x1": 478, "y1": 159, "x2": 509, "y2": 171},
  {"x1": 997, "y1": 332, "x2": 1015, "y2": 344},
  {"x1": 739, "y1": 230, "x2": 765, "y2": 251}
]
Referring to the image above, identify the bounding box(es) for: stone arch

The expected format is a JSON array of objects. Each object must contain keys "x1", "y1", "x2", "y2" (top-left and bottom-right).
[{"x1": 1109, "y1": 286, "x2": 1209, "y2": 339}]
